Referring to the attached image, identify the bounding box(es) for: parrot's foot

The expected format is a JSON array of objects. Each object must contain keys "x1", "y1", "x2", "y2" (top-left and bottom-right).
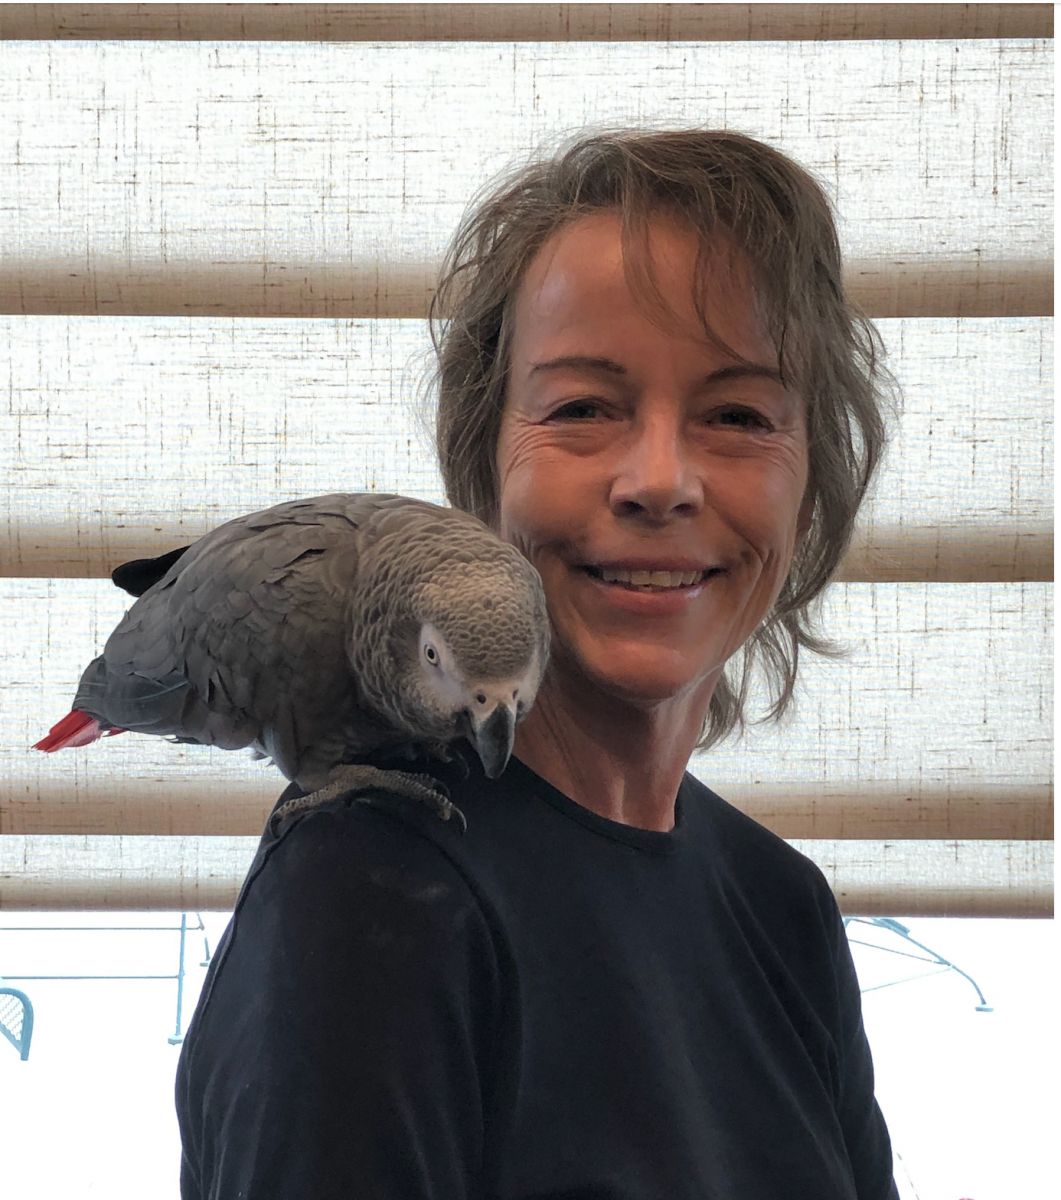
[{"x1": 273, "y1": 764, "x2": 466, "y2": 833}]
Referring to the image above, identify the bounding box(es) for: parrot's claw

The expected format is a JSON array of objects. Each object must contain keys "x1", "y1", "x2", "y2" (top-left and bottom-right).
[
  {"x1": 431, "y1": 790, "x2": 468, "y2": 834},
  {"x1": 272, "y1": 764, "x2": 466, "y2": 834}
]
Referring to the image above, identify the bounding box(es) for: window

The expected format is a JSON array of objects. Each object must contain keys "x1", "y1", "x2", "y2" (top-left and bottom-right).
[
  {"x1": 851, "y1": 917, "x2": 1057, "y2": 1198},
  {"x1": 0, "y1": 3, "x2": 1051, "y2": 1194}
]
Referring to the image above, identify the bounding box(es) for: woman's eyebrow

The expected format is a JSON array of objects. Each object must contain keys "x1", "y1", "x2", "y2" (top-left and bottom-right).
[
  {"x1": 527, "y1": 357, "x2": 784, "y2": 387},
  {"x1": 528, "y1": 355, "x2": 626, "y2": 377},
  {"x1": 702, "y1": 364, "x2": 785, "y2": 387}
]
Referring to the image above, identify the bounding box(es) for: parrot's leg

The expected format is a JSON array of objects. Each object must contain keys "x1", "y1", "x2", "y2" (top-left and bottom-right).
[{"x1": 273, "y1": 764, "x2": 467, "y2": 833}]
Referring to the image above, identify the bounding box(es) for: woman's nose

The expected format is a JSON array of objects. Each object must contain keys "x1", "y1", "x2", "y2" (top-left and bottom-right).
[{"x1": 608, "y1": 415, "x2": 704, "y2": 522}]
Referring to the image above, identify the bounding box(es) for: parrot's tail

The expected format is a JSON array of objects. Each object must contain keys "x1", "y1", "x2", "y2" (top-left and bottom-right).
[{"x1": 32, "y1": 710, "x2": 124, "y2": 751}]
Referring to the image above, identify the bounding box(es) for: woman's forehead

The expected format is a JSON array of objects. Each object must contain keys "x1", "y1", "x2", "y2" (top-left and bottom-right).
[{"x1": 512, "y1": 211, "x2": 776, "y2": 363}]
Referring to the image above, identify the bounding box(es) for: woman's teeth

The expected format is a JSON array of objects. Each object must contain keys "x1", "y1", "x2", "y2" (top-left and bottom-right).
[{"x1": 597, "y1": 567, "x2": 706, "y2": 590}]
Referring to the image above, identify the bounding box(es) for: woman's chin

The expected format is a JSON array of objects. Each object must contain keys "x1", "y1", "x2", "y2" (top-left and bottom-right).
[{"x1": 570, "y1": 646, "x2": 722, "y2": 710}]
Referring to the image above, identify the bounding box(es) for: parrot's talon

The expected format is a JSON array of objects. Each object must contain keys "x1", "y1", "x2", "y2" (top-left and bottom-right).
[
  {"x1": 273, "y1": 764, "x2": 465, "y2": 835},
  {"x1": 449, "y1": 804, "x2": 469, "y2": 835}
]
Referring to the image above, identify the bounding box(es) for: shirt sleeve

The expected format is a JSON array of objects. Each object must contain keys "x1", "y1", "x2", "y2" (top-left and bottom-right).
[
  {"x1": 175, "y1": 796, "x2": 504, "y2": 1200},
  {"x1": 827, "y1": 903, "x2": 901, "y2": 1200}
]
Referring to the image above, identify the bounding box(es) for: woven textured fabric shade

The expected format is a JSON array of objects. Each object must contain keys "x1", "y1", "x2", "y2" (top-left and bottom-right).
[
  {"x1": 0, "y1": 4, "x2": 1052, "y2": 913},
  {"x1": 0, "y1": 38, "x2": 1051, "y2": 319}
]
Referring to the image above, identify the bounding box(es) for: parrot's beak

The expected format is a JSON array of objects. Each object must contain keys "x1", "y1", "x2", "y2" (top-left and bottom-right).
[{"x1": 464, "y1": 703, "x2": 516, "y2": 779}]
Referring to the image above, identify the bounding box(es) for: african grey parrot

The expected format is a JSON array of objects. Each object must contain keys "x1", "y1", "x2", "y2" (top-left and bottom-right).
[{"x1": 34, "y1": 494, "x2": 550, "y2": 827}]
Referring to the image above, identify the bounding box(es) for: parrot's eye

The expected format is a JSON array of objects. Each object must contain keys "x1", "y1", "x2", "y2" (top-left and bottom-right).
[
  {"x1": 424, "y1": 644, "x2": 439, "y2": 665},
  {"x1": 475, "y1": 692, "x2": 487, "y2": 705}
]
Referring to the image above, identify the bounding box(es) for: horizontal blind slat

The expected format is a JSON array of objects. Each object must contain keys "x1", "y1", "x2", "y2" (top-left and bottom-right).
[
  {"x1": 1, "y1": 261, "x2": 1048, "y2": 321},
  {"x1": 3, "y1": 782, "x2": 1050, "y2": 842},
  {"x1": 793, "y1": 840, "x2": 1053, "y2": 917},
  {"x1": 0, "y1": 835, "x2": 1049, "y2": 915},
  {"x1": 0, "y1": 40, "x2": 1050, "y2": 319},
  {"x1": 0, "y1": 4, "x2": 1050, "y2": 42}
]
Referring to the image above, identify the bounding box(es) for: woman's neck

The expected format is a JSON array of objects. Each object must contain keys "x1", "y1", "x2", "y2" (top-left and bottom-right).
[{"x1": 511, "y1": 671, "x2": 713, "y2": 832}]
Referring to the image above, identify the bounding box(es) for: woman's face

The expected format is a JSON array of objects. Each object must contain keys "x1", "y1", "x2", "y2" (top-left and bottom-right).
[{"x1": 496, "y1": 211, "x2": 810, "y2": 711}]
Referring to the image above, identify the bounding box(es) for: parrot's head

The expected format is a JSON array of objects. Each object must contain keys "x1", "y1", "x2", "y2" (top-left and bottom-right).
[
  {"x1": 350, "y1": 505, "x2": 550, "y2": 778},
  {"x1": 386, "y1": 549, "x2": 550, "y2": 778},
  {"x1": 413, "y1": 618, "x2": 545, "y2": 778}
]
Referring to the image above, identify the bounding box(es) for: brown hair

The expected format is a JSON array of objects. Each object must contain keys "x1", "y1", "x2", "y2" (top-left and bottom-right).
[{"x1": 429, "y1": 128, "x2": 893, "y2": 747}]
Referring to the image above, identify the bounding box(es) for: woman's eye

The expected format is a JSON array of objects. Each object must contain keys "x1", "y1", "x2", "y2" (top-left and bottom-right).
[
  {"x1": 550, "y1": 398, "x2": 605, "y2": 421},
  {"x1": 711, "y1": 406, "x2": 772, "y2": 431}
]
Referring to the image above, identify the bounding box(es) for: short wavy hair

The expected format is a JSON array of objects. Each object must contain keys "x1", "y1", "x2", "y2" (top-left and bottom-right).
[{"x1": 429, "y1": 128, "x2": 893, "y2": 748}]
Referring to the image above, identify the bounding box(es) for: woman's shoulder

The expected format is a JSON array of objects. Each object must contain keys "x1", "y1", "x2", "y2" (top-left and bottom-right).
[
  {"x1": 189, "y1": 783, "x2": 510, "y2": 1042},
  {"x1": 251, "y1": 782, "x2": 498, "y2": 936}
]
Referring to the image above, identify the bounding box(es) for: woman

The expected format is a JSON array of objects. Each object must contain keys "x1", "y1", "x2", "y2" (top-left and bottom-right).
[{"x1": 177, "y1": 129, "x2": 898, "y2": 1198}]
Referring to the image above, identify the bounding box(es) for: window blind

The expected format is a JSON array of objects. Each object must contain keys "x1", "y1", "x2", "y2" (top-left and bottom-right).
[{"x1": 0, "y1": 4, "x2": 1051, "y2": 914}]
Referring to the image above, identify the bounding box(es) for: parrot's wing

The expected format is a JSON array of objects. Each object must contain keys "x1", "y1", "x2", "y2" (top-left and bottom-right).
[
  {"x1": 73, "y1": 651, "x2": 193, "y2": 736},
  {"x1": 87, "y1": 494, "x2": 392, "y2": 777}
]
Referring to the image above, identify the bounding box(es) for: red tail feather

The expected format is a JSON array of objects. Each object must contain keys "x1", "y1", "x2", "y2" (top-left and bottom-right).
[{"x1": 32, "y1": 710, "x2": 123, "y2": 751}]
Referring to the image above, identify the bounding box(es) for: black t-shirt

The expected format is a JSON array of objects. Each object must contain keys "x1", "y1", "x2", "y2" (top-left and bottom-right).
[{"x1": 176, "y1": 755, "x2": 897, "y2": 1199}]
